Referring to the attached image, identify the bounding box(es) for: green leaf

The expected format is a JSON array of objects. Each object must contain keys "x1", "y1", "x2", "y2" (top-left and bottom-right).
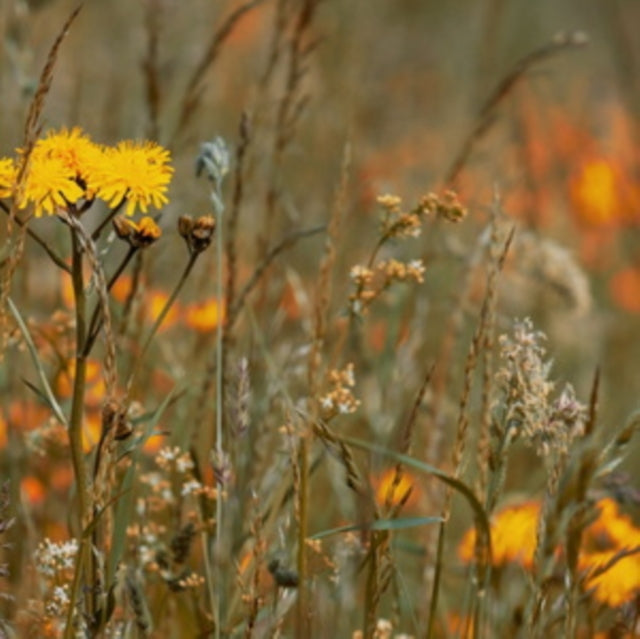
[
  {"x1": 311, "y1": 516, "x2": 443, "y2": 540},
  {"x1": 8, "y1": 297, "x2": 67, "y2": 426},
  {"x1": 336, "y1": 434, "x2": 492, "y2": 564}
]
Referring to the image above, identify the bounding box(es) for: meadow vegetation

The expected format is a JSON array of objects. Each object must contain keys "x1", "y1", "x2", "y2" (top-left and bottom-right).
[{"x1": 0, "y1": 1, "x2": 639, "y2": 637}]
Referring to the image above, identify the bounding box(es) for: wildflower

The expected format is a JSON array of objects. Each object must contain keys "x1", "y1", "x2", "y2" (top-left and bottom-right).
[
  {"x1": 495, "y1": 319, "x2": 586, "y2": 457},
  {"x1": 181, "y1": 479, "x2": 203, "y2": 496},
  {"x1": 183, "y1": 298, "x2": 226, "y2": 332},
  {"x1": 33, "y1": 127, "x2": 105, "y2": 196},
  {"x1": 420, "y1": 190, "x2": 467, "y2": 223},
  {"x1": 579, "y1": 498, "x2": 640, "y2": 607},
  {"x1": 569, "y1": 157, "x2": 638, "y2": 227},
  {"x1": 18, "y1": 153, "x2": 85, "y2": 217},
  {"x1": 319, "y1": 363, "x2": 360, "y2": 420},
  {"x1": 458, "y1": 500, "x2": 541, "y2": 569},
  {"x1": 34, "y1": 538, "x2": 79, "y2": 578},
  {"x1": 113, "y1": 215, "x2": 162, "y2": 248},
  {"x1": 95, "y1": 140, "x2": 173, "y2": 216},
  {"x1": 372, "y1": 467, "x2": 419, "y2": 510},
  {"x1": 610, "y1": 266, "x2": 640, "y2": 314},
  {"x1": 178, "y1": 214, "x2": 216, "y2": 253},
  {"x1": 0, "y1": 157, "x2": 16, "y2": 198},
  {"x1": 580, "y1": 548, "x2": 640, "y2": 607}
]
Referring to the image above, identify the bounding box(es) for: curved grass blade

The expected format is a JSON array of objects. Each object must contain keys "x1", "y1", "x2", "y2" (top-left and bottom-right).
[
  {"x1": 337, "y1": 434, "x2": 492, "y2": 564},
  {"x1": 311, "y1": 516, "x2": 444, "y2": 540},
  {"x1": 8, "y1": 297, "x2": 68, "y2": 426}
]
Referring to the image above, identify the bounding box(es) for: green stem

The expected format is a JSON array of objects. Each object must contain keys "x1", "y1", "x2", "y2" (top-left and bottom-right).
[
  {"x1": 83, "y1": 245, "x2": 138, "y2": 357},
  {"x1": 65, "y1": 226, "x2": 92, "y2": 636},
  {"x1": 426, "y1": 519, "x2": 447, "y2": 639},
  {"x1": 127, "y1": 251, "x2": 199, "y2": 392},
  {"x1": 214, "y1": 201, "x2": 224, "y2": 639},
  {"x1": 296, "y1": 434, "x2": 309, "y2": 636}
]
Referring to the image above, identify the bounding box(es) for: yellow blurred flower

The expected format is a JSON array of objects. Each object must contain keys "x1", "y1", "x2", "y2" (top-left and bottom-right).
[
  {"x1": 458, "y1": 500, "x2": 541, "y2": 569},
  {"x1": 95, "y1": 140, "x2": 173, "y2": 216},
  {"x1": 0, "y1": 157, "x2": 16, "y2": 198}
]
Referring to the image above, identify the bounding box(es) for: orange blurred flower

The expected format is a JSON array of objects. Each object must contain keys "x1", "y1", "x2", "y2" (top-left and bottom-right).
[
  {"x1": 459, "y1": 497, "x2": 640, "y2": 608},
  {"x1": 146, "y1": 289, "x2": 181, "y2": 330},
  {"x1": 609, "y1": 267, "x2": 640, "y2": 314},
  {"x1": 570, "y1": 156, "x2": 640, "y2": 227},
  {"x1": 183, "y1": 298, "x2": 226, "y2": 332},
  {"x1": 372, "y1": 467, "x2": 419, "y2": 510},
  {"x1": 458, "y1": 500, "x2": 541, "y2": 568},
  {"x1": 21, "y1": 476, "x2": 46, "y2": 506},
  {"x1": 580, "y1": 498, "x2": 640, "y2": 607}
]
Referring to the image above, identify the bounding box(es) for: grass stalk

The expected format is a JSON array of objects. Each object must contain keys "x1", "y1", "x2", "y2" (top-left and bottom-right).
[
  {"x1": 214, "y1": 188, "x2": 225, "y2": 639},
  {"x1": 65, "y1": 224, "x2": 92, "y2": 636}
]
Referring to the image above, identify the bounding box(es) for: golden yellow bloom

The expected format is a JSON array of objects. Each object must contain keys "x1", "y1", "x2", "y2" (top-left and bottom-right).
[
  {"x1": 0, "y1": 158, "x2": 16, "y2": 198},
  {"x1": 458, "y1": 500, "x2": 541, "y2": 568},
  {"x1": 33, "y1": 127, "x2": 105, "y2": 195},
  {"x1": 95, "y1": 140, "x2": 173, "y2": 216},
  {"x1": 19, "y1": 153, "x2": 85, "y2": 217}
]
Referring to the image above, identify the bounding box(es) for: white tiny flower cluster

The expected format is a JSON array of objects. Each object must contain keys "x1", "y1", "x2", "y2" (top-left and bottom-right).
[
  {"x1": 155, "y1": 446, "x2": 194, "y2": 474},
  {"x1": 34, "y1": 538, "x2": 78, "y2": 578},
  {"x1": 318, "y1": 363, "x2": 361, "y2": 420}
]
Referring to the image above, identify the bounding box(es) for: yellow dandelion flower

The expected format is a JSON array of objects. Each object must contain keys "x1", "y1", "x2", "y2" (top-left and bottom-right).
[
  {"x1": 33, "y1": 127, "x2": 105, "y2": 196},
  {"x1": 0, "y1": 158, "x2": 16, "y2": 198},
  {"x1": 95, "y1": 140, "x2": 173, "y2": 216},
  {"x1": 459, "y1": 500, "x2": 541, "y2": 569},
  {"x1": 19, "y1": 153, "x2": 85, "y2": 217}
]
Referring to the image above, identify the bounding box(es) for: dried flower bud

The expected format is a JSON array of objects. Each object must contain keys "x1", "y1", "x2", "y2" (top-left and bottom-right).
[
  {"x1": 113, "y1": 215, "x2": 161, "y2": 249},
  {"x1": 178, "y1": 214, "x2": 216, "y2": 254},
  {"x1": 178, "y1": 214, "x2": 194, "y2": 239}
]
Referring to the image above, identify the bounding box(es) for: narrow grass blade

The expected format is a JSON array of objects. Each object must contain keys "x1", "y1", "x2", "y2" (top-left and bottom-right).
[
  {"x1": 311, "y1": 516, "x2": 444, "y2": 540},
  {"x1": 8, "y1": 297, "x2": 68, "y2": 426},
  {"x1": 107, "y1": 386, "x2": 179, "y2": 587},
  {"x1": 338, "y1": 434, "x2": 492, "y2": 563}
]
